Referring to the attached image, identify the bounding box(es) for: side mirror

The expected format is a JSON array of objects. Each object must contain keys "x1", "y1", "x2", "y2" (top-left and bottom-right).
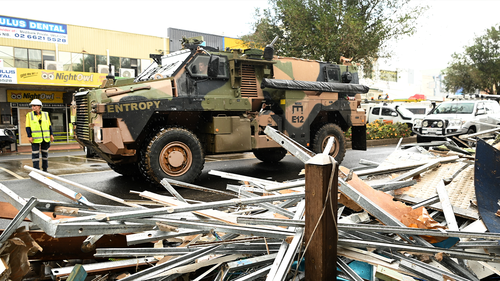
[
  {"x1": 207, "y1": 55, "x2": 220, "y2": 78},
  {"x1": 476, "y1": 109, "x2": 485, "y2": 115},
  {"x1": 391, "y1": 112, "x2": 398, "y2": 117}
]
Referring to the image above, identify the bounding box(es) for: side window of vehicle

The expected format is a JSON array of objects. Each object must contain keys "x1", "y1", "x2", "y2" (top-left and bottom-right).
[
  {"x1": 372, "y1": 107, "x2": 380, "y2": 115},
  {"x1": 216, "y1": 56, "x2": 228, "y2": 78},
  {"x1": 485, "y1": 102, "x2": 497, "y2": 113},
  {"x1": 189, "y1": 55, "x2": 210, "y2": 77},
  {"x1": 187, "y1": 55, "x2": 229, "y2": 79},
  {"x1": 476, "y1": 102, "x2": 485, "y2": 114},
  {"x1": 324, "y1": 65, "x2": 341, "y2": 83},
  {"x1": 381, "y1": 107, "x2": 395, "y2": 116}
]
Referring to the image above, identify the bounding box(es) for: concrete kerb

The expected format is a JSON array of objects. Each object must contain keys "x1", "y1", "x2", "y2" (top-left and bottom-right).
[{"x1": 346, "y1": 136, "x2": 417, "y2": 149}]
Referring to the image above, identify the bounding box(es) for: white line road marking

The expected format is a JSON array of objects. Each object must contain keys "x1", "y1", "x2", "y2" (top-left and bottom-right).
[{"x1": 0, "y1": 166, "x2": 25, "y2": 179}]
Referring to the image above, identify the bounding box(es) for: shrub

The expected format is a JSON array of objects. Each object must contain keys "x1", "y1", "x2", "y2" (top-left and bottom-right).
[{"x1": 345, "y1": 120, "x2": 412, "y2": 140}]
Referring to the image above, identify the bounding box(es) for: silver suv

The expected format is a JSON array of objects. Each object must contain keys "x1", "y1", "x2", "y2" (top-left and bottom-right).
[{"x1": 412, "y1": 99, "x2": 500, "y2": 142}]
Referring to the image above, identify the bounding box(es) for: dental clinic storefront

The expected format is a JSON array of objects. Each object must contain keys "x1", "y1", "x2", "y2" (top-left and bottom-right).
[{"x1": 1, "y1": 67, "x2": 107, "y2": 151}]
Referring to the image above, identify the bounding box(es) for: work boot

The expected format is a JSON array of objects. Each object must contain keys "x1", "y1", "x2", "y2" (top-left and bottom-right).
[{"x1": 43, "y1": 168, "x2": 48, "y2": 172}]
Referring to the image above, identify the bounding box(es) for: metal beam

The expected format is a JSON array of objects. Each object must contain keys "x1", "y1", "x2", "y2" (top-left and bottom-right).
[
  {"x1": 226, "y1": 185, "x2": 295, "y2": 218},
  {"x1": 0, "y1": 196, "x2": 38, "y2": 248},
  {"x1": 24, "y1": 165, "x2": 144, "y2": 208},
  {"x1": 264, "y1": 126, "x2": 315, "y2": 163},
  {"x1": 52, "y1": 192, "x2": 305, "y2": 224},
  {"x1": 339, "y1": 239, "x2": 500, "y2": 262}
]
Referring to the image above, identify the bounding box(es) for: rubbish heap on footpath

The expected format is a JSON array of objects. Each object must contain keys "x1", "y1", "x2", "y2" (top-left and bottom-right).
[{"x1": 1, "y1": 126, "x2": 500, "y2": 281}]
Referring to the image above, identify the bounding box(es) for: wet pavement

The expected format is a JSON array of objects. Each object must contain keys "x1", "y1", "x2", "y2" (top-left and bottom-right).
[{"x1": 0, "y1": 150, "x2": 110, "y2": 181}]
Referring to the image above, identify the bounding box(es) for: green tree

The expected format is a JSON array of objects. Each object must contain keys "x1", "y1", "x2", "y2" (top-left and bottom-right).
[
  {"x1": 242, "y1": 0, "x2": 427, "y2": 73},
  {"x1": 443, "y1": 26, "x2": 500, "y2": 94}
]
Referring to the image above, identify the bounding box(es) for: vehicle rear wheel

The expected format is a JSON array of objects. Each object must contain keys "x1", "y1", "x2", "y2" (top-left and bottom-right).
[
  {"x1": 466, "y1": 127, "x2": 476, "y2": 147},
  {"x1": 108, "y1": 163, "x2": 141, "y2": 177},
  {"x1": 253, "y1": 148, "x2": 287, "y2": 163},
  {"x1": 313, "y1": 123, "x2": 346, "y2": 164},
  {"x1": 140, "y1": 127, "x2": 204, "y2": 184}
]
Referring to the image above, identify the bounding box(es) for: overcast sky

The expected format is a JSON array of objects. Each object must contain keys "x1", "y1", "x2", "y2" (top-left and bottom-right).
[{"x1": 2, "y1": 0, "x2": 500, "y2": 73}]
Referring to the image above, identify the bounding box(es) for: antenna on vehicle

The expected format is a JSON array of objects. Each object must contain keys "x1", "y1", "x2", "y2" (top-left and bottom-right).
[{"x1": 264, "y1": 36, "x2": 279, "y2": 61}]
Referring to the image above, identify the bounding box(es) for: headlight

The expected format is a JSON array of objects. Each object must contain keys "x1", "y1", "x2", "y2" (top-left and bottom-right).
[
  {"x1": 422, "y1": 121, "x2": 428, "y2": 127},
  {"x1": 449, "y1": 119, "x2": 464, "y2": 127},
  {"x1": 414, "y1": 119, "x2": 423, "y2": 127},
  {"x1": 437, "y1": 121, "x2": 444, "y2": 128}
]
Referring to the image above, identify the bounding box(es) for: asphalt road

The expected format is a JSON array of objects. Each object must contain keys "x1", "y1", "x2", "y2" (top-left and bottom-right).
[{"x1": 0, "y1": 145, "x2": 397, "y2": 205}]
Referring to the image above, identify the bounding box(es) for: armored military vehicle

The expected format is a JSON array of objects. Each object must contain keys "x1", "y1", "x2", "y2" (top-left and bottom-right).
[{"x1": 72, "y1": 39, "x2": 368, "y2": 184}]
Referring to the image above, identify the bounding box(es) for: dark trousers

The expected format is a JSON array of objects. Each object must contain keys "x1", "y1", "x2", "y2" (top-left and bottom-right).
[{"x1": 32, "y1": 141, "x2": 50, "y2": 170}]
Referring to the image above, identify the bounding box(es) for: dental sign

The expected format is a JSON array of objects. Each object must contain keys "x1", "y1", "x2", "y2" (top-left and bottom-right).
[{"x1": 0, "y1": 16, "x2": 68, "y2": 44}]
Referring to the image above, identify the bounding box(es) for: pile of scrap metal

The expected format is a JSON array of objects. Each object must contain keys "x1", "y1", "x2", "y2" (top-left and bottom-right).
[{"x1": 0, "y1": 127, "x2": 499, "y2": 281}]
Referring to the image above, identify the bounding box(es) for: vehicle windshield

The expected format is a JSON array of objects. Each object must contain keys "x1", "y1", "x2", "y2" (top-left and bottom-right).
[
  {"x1": 431, "y1": 102, "x2": 475, "y2": 114},
  {"x1": 135, "y1": 49, "x2": 192, "y2": 82}
]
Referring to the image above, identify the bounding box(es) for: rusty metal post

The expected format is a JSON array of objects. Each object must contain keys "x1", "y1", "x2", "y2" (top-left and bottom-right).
[{"x1": 304, "y1": 154, "x2": 338, "y2": 281}]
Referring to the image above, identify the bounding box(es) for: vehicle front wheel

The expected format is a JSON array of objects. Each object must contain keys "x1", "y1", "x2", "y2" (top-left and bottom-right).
[
  {"x1": 312, "y1": 123, "x2": 346, "y2": 164},
  {"x1": 140, "y1": 127, "x2": 204, "y2": 184},
  {"x1": 253, "y1": 148, "x2": 287, "y2": 163},
  {"x1": 466, "y1": 127, "x2": 476, "y2": 147}
]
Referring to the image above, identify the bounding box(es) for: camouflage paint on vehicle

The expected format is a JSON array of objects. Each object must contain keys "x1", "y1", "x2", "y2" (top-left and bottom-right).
[{"x1": 73, "y1": 42, "x2": 368, "y2": 184}]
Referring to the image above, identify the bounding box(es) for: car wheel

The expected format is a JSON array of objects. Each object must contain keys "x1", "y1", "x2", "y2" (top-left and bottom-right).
[
  {"x1": 253, "y1": 148, "x2": 287, "y2": 163},
  {"x1": 140, "y1": 127, "x2": 204, "y2": 184},
  {"x1": 313, "y1": 123, "x2": 346, "y2": 164},
  {"x1": 466, "y1": 127, "x2": 476, "y2": 147}
]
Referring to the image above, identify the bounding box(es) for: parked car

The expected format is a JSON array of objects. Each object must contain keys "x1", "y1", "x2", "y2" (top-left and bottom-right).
[
  {"x1": 366, "y1": 103, "x2": 415, "y2": 128},
  {"x1": 412, "y1": 99, "x2": 500, "y2": 143},
  {"x1": 0, "y1": 125, "x2": 16, "y2": 150}
]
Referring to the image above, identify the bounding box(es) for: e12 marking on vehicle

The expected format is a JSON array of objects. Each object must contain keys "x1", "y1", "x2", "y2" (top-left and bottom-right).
[{"x1": 292, "y1": 104, "x2": 304, "y2": 123}]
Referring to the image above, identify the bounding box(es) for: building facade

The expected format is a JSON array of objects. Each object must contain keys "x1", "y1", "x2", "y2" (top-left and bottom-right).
[
  {"x1": 0, "y1": 16, "x2": 250, "y2": 152},
  {"x1": 0, "y1": 15, "x2": 168, "y2": 151}
]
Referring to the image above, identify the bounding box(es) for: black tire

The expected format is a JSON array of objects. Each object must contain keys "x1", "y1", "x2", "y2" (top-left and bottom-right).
[
  {"x1": 253, "y1": 148, "x2": 287, "y2": 163},
  {"x1": 416, "y1": 135, "x2": 438, "y2": 143},
  {"x1": 108, "y1": 163, "x2": 141, "y2": 177},
  {"x1": 465, "y1": 127, "x2": 476, "y2": 148},
  {"x1": 312, "y1": 123, "x2": 346, "y2": 164},
  {"x1": 85, "y1": 146, "x2": 97, "y2": 158},
  {"x1": 140, "y1": 127, "x2": 204, "y2": 184}
]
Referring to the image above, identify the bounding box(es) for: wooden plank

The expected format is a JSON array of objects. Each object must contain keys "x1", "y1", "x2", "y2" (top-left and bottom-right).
[{"x1": 304, "y1": 154, "x2": 337, "y2": 281}]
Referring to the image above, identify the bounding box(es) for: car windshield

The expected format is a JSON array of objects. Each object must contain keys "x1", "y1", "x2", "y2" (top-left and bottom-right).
[
  {"x1": 431, "y1": 102, "x2": 475, "y2": 114},
  {"x1": 135, "y1": 49, "x2": 192, "y2": 82}
]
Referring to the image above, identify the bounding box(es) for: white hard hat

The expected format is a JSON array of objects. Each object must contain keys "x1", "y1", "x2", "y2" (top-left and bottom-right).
[{"x1": 29, "y1": 99, "x2": 43, "y2": 106}]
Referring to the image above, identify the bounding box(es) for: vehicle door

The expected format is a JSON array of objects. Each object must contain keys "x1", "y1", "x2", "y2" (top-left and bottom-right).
[
  {"x1": 381, "y1": 107, "x2": 399, "y2": 124},
  {"x1": 474, "y1": 102, "x2": 489, "y2": 132},
  {"x1": 368, "y1": 107, "x2": 381, "y2": 123}
]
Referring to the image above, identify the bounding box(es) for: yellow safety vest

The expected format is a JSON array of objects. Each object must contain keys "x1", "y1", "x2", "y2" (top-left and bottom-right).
[{"x1": 26, "y1": 111, "x2": 51, "y2": 143}]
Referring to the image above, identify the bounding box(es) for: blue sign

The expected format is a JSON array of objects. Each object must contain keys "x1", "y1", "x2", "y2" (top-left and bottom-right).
[
  {"x1": 0, "y1": 15, "x2": 68, "y2": 44},
  {"x1": 0, "y1": 16, "x2": 67, "y2": 34}
]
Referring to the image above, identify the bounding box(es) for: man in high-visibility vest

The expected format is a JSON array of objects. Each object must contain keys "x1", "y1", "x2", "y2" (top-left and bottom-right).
[{"x1": 26, "y1": 99, "x2": 54, "y2": 171}]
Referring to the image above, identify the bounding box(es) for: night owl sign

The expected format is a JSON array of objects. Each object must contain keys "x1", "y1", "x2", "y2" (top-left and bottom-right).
[{"x1": 17, "y1": 68, "x2": 106, "y2": 87}]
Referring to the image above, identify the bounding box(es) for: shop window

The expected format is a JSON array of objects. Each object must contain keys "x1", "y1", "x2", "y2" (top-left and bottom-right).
[
  {"x1": 0, "y1": 46, "x2": 14, "y2": 67},
  {"x1": 84, "y1": 54, "x2": 96, "y2": 72},
  {"x1": 121, "y1": 57, "x2": 131, "y2": 68},
  {"x1": 71, "y1": 53, "x2": 84, "y2": 72},
  {"x1": 42, "y1": 50, "x2": 55, "y2": 69},
  {"x1": 14, "y1": 48, "x2": 28, "y2": 68},
  {"x1": 28, "y1": 49, "x2": 42, "y2": 69},
  {"x1": 59, "y1": 52, "x2": 72, "y2": 71},
  {"x1": 110, "y1": 56, "x2": 120, "y2": 76}
]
